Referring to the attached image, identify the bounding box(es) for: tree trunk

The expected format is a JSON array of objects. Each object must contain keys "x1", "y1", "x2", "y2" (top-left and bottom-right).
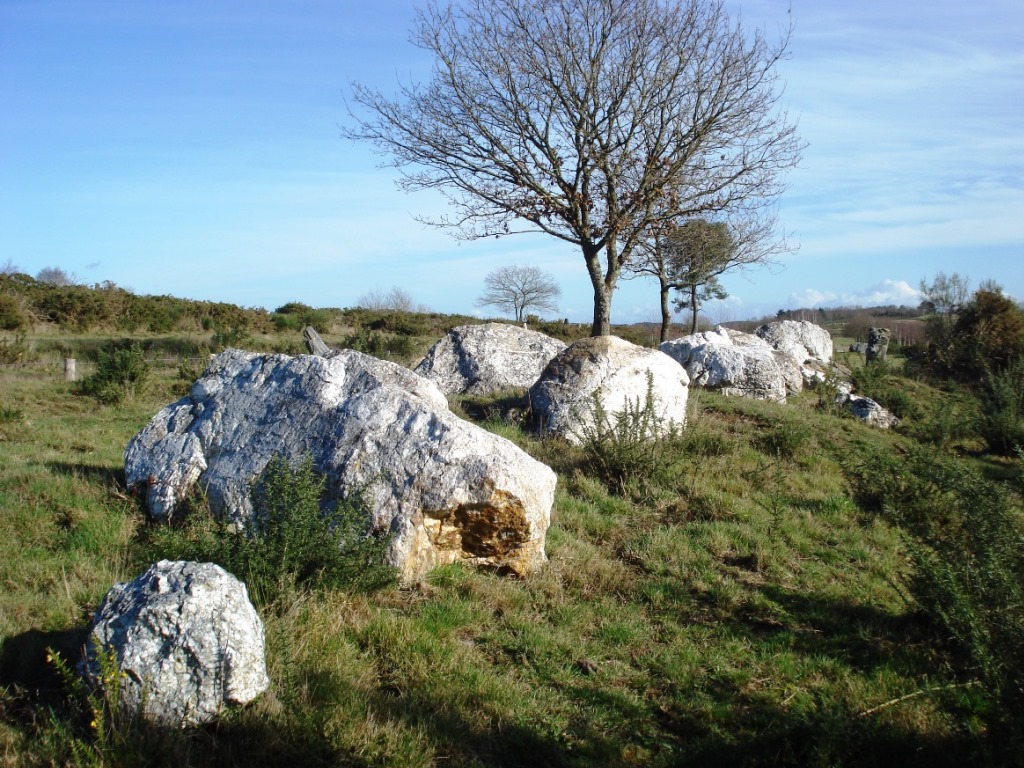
[
  {"x1": 585, "y1": 245, "x2": 614, "y2": 337},
  {"x1": 659, "y1": 279, "x2": 671, "y2": 344},
  {"x1": 689, "y1": 284, "x2": 700, "y2": 334},
  {"x1": 591, "y1": 284, "x2": 612, "y2": 337}
]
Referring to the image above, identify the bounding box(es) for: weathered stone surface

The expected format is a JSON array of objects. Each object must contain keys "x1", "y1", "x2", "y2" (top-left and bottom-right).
[
  {"x1": 660, "y1": 328, "x2": 788, "y2": 403},
  {"x1": 529, "y1": 336, "x2": 689, "y2": 443},
  {"x1": 866, "y1": 327, "x2": 891, "y2": 364},
  {"x1": 125, "y1": 349, "x2": 556, "y2": 581},
  {"x1": 83, "y1": 560, "x2": 268, "y2": 728},
  {"x1": 755, "y1": 321, "x2": 833, "y2": 365},
  {"x1": 303, "y1": 325, "x2": 332, "y2": 357},
  {"x1": 414, "y1": 323, "x2": 567, "y2": 396}
]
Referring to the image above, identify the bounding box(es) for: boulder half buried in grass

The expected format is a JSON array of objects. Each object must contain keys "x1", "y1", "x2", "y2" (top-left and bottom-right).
[{"x1": 125, "y1": 349, "x2": 556, "y2": 581}]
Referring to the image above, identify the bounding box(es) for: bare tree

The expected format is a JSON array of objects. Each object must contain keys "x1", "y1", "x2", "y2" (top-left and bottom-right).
[
  {"x1": 35, "y1": 266, "x2": 76, "y2": 286},
  {"x1": 357, "y1": 286, "x2": 426, "y2": 313},
  {"x1": 1, "y1": 259, "x2": 20, "y2": 275},
  {"x1": 629, "y1": 213, "x2": 786, "y2": 340},
  {"x1": 476, "y1": 265, "x2": 561, "y2": 322},
  {"x1": 346, "y1": 0, "x2": 802, "y2": 336}
]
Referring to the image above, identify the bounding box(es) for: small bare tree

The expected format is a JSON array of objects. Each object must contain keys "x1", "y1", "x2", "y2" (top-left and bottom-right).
[
  {"x1": 357, "y1": 286, "x2": 426, "y2": 313},
  {"x1": 629, "y1": 213, "x2": 786, "y2": 340},
  {"x1": 1, "y1": 259, "x2": 20, "y2": 275},
  {"x1": 346, "y1": 0, "x2": 802, "y2": 336},
  {"x1": 476, "y1": 265, "x2": 561, "y2": 323},
  {"x1": 35, "y1": 266, "x2": 76, "y2": 286}
]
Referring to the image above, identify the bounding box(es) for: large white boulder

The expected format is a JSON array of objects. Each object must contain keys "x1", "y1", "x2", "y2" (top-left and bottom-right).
[
  {"x1": 125, "y1": 349, "x2": 556, "y2": 581},
  {"x1": 754, "y1": 320, "x2": 833, "y2": 365},
  {"x1": 529, "y1": 336, "x2": 689, "y2": 444},
  {"x1": 414, "y1": 323, "x2": 567, "y2": 396},
  {"x1": 84, "y1": 561, "x2": 269, "y2": 728},
  {"x1": 661, "y1": 327, "x2": 790, "y2": 403}
]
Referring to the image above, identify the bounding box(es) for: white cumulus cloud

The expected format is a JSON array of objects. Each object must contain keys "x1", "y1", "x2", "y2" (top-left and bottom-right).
[{"x1": 787, "y1": 279, "x2": 921, "y2": 309}]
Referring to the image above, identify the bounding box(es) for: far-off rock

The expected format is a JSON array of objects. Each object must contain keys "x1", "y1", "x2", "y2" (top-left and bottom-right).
[
  {"x1": 83, "y1": 560, "x2": 269, "y2": 728},
  {"x1": 529, "y1": 336, "x2": 689, "y2": 444},
  {"x1": 866, "y1": 327, "x2": 891, "y2": 364},
  {"x1": 846, "y1": 393, "x2": 900, "y2": 429},
  {"x1": 755, "y1": 321, "x2": 833, "y2": 365},
  {"x1": 414, "y1": 323, "x2": 567, "y2": 396},
  {"x1": 125, "y1": 349, "x2": 556, "y2": 581}
]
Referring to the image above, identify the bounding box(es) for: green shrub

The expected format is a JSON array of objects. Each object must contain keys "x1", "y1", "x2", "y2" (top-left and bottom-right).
[
  {"x1": 210, "y1": 318, "x2": 251, "y2": 352},
  {"x1": 573, "y1": 373, "x2": 681, "y2": 500},
  {"x1": 341, "y1": 328, "x2": 414, "y2": 360},
  {"x1": 78, "y1": 343, "x2": 150, "y2": 405},
  {"x1": 753, "y1": 419, "x2": 812, "y2": 460},
  {"x1": 0, "y1": 292, "x2": 28, "y2": 330},
  {"x1": 0, "y1": 332, "x2": 32, "y2": 364},
  {"x1": 852, "y1": 361, "x2": 922, "y2": 421},
  {"x1": 845, "y1": 445, "x2": 1024, "y2": 753},
  {"x1": 149, "y1": 455, "x2": 394, "y2": 604},
  {"x1": 978, "y1": 358, "x2": 1024, "y2": 455}
]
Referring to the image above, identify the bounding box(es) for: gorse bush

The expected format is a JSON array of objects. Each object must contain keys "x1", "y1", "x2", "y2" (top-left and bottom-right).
[
  {"x1": 978, "y1": 357, "x2": 1024, "y2": 455},
  {"x1": 753, "y1": 419, "x2": 812, "y2": 460},
  {"x1": 341, "y1": 328, "x2": 414, "y2": 360},
  {"x1": 148, "y1": 455, "x2": 394, "y2": 605},
  {"x1": 78, "y1": 343, "x2": 150, "y2": 405},
  {"x1": 0, "y1": 332, "x2": 32, "y2": 364},
  {"x1": 845, "y1": 445, "x2": 1024, "y2": 754},
  {"x1": 852, "y1": 360, "x2": 921, "y2": 421},
  {"x1": 573, "y1": 373, "x2": 681, "y2": 500}
]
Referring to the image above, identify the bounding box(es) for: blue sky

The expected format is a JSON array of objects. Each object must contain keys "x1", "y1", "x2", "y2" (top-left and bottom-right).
[{"x1": 2, "y1": 1, "x2": 1021, "y2": 324}]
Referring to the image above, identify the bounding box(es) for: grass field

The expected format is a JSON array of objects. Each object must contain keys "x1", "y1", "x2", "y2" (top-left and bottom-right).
[{"x1": 0, "y1": 327, "x2": 1021, "y2": 767}]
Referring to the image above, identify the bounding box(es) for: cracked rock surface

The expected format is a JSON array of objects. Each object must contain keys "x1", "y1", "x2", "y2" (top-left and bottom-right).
[
  {"x1": 125, "y1": 349, "x2": 555, "y2": 581},
  {"x1": 414, "y1": 323, "x2": 566, "y2": 396},
  {"x1": 84, "y1": 560, "x2": 269, "y2": 727}
]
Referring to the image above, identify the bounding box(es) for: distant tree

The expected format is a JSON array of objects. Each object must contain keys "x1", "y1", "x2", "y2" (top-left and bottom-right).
[
  {"x1": 1, "y1": 259, "x2": 19, "y2": 275},
  {"x1": 476, "y1": 265, "x2": 561, "y2": 323},
  {"x1": 918, "y1": 272, "x2": 971, "y2": 373},
  {"x1": 347, "y1": 0, "x2": 802, "y2": 336},
  {"x1": 36, "y1": 266, "x2": 76, "y2": 286},
  {"x1": 952, "y1": 283, "x2": 1024, "y2": 376},
  {"x1": 629, "y1": 213, "x2": 785, "y2": 340},
  {"x1": 357, "y1": 286, "x2": 425, "y2": 313},
  {"x1": 919, "y1": 272, "x2": 971, "y2": 317}
]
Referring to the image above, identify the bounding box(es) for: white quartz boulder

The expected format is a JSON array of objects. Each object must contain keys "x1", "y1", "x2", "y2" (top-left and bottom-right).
[
  {"x1": 529, "y1": 336, "x2": 689, "y2": 444},
  {"x1": 83, "y1": 560, "x2": 269, "y2": 727},
  {"x1": 414, "y1": 323, "x2": 567, "y2": 396},
  {"x1": 125, "y1": 349, "x2": 556, "y2": 581},
  {"x1": 754, "y1": 320, "x2": 833, "y2": 365},
  {"x1": 661, "y1": 327, "x2": 790, "y2": 403}
]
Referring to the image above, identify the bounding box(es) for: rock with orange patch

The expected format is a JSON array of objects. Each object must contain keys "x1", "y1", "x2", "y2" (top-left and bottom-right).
[{"x1": 125, "y1": 349, "x2": 555, "y2": 581}]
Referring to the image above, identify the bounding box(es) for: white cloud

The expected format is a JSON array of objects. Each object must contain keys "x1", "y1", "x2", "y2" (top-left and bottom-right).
[{"x1": 787, "y1": 279, "x2": 921, "y2": 309}]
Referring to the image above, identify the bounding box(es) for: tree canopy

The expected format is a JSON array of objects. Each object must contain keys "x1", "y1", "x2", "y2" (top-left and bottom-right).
[{"x1": 347, "y1": 0, "x2": 802, "y2": 336}]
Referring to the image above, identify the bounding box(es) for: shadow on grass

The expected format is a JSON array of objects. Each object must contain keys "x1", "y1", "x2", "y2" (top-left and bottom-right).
[{"x1": 46, "y1": 460, "x2": 127, "y2": 491}]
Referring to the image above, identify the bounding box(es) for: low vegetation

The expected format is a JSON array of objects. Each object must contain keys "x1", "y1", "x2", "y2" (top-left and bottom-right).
[{"x1": 1, "y1": 282, "x2": 1023, "y2": 766}]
